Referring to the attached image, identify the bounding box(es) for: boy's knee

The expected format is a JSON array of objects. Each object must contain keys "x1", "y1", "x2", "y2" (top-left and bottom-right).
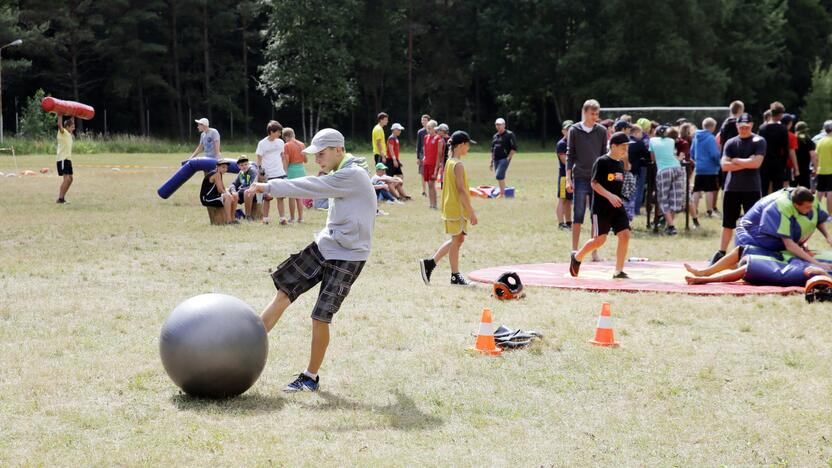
[{"x1": 618, "y1": 230, "x2": 631, "y2": 240}]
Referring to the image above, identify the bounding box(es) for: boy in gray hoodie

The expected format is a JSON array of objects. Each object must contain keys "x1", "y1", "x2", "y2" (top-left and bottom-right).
[{"x1": 248, "y1": 128, "x2": 376, "y2": 392}]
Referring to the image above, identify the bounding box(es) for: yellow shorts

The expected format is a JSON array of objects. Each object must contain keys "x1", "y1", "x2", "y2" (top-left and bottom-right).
[{"x1": 445, "y1": 219, "x2": 468, "y2": 235}]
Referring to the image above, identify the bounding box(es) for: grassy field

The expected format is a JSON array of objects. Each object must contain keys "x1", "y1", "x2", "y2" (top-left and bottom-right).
[{"x1": 1, "y1": 151, "x2": 831, "y2": 466}]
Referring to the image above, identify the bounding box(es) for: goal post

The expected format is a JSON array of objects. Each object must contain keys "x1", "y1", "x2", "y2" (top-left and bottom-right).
[{"x1": 599, "y1": 106, "x2": 731, "y2": 128}]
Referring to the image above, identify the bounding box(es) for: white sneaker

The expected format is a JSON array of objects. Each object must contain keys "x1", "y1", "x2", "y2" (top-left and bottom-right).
[
  {"x1": 376, "y1": 209, "x2": 389, "y2": 216},
  {"x1": 262, "y1": 217, "x2": 270, "y2": 225}
]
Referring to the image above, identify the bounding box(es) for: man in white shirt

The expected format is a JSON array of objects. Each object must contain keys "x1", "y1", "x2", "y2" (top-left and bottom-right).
[
  {"x1": 190, "y1": 118, "x2": 221, "y2": 159},
  {"x1": 256, "y1": 120, "x2": 288, "y2": 225}
]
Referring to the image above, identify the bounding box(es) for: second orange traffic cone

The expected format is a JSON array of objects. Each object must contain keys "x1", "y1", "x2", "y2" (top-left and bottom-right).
[
  {"x1": 589, "y1": 302, "x2": 619, "y2": 348},
  {"x1": 470, "y1": 308, "x2": 502, "y2": 356}
]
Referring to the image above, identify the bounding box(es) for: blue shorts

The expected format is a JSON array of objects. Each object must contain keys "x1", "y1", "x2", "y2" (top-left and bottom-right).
[
  {"x1": 494, "y1": 158, "x2": 510, "y2": 180},
  {"x1": 572, "y1": 178, "x2": 593, "y2": 224},
  {"x1": 743, "y1": 255, "x2": 816, "y2": 287}
]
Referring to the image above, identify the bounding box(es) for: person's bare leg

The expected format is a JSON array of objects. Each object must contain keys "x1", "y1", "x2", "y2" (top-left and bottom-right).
[
  {"x1": 571, "y1": 223, "x2": 582, "y2": 251},
  {"x1": 296, "y1": 199, "x2": 304, "y2": 222},
  {"x1": 825, "y1": 193, "x2": 832, "y2": 219},
  {"x1": 706, "y1": 192, "x2": 716, "y2": 214},
  {"x1": 432, "y1": 238, "x2": 454, "y2": 264},
  {"x1": 244, "y1": 192, "x2": 254, "y2": 216},
  {"x1": 690, "y1": 192, "x2": 700, "y2": 219},
  {"x1": 564, "y1": 200, "x2": 572, "y2": 223},
  {"x1": 448, "y1": 234, "x2": 465, "y2": 273},
  {"x1": 575, "y1": 235, "x2": 606, "y2": 262},
  {"x1": 497, "y1": 179, "x2": 506, "y2": 197},
  {"x1": 289, "y1": 198, "x2": 297, "y2": 221},
  {"x1": 686, "y1": 265, "x2": 746, "y2": 285},
  {"x1": 685, "y1": 247, "x2": 741, "y2": 276},
  {"x1": 261, "y1": 290, "x2": 292, "y2": 332},
  {"x1": 665, "y1": 211, "x2": 675, "y2": 227},
  {"x1": 263, "y1": 197, "x2": 271, "y2": 220},
  {"x1": 277, "y1": 198, "x2": 286, "y2": 220},
  {"x1": 59, "y1": 175, "x2": 73, "y2": 199},
  {"x1": 428, "y1": 183, "x2": 437, "y2": 208},
  {"x1": 719, "y1": 227, "x2": 733, "y2": 252},
  {"x1": 615, "y1": 230, "x2": 630, "y2": 272},
  {"x1": 307, "y1": 320, "x2": 330, "y2": 374},
  {"x1": 556, "y1": 199, "x2": 565, "y2": 223}
]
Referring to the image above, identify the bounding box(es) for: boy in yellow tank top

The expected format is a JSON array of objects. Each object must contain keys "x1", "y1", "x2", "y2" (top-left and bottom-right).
[
  {"x1": 56, "y1": 114, "x2": 75, "y2": 204},
  {"x1": 420, "y1": 131, "x2": 478, "y2": 285}
]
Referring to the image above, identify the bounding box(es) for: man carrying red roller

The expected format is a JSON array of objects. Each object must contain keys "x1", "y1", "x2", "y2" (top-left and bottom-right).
[{"x1": 56, "y1": 113, "x2": 75, "y2": 204}]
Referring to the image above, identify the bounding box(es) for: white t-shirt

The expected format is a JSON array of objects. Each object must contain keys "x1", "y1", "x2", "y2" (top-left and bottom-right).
[{"x1": 256, "y1": 137, "x2": 286, "y2": 178}]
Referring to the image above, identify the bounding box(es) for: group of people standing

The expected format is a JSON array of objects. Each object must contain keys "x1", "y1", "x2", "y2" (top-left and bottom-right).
[{"x1": 557, "y1": 98, "x2": 832, "y2": 282}]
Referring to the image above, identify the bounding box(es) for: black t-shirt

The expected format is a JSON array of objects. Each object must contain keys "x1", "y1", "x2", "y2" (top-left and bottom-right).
[
  {"x1": 492, "y1": 130, "x2": 518, "y2": 160},
  {"x1": 796, "y1": 135, "x2": 816, "y2": 171},
  {"x1": 591, "y1": 154, "x2": 625, "y2": 214},
  {"x1": 628, "y1": 138, "x2": 650, "y2": 173},
  {"x1": 556, "y1": 138, "x2": 567, "y2": 175},
  {"x1": 723, "y1": 134, "x2": 766, "y2": 192},
  {"x1": 719, "y1": 117, "x2": 739, "y2": 149},
  {"x1": 758, "y1": 122, "x2": 789, "y2": 170}
]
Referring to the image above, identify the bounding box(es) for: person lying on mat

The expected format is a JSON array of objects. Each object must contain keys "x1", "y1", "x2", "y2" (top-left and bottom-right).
[{"x1": 684, "y1": 245, "x2": 832, "y2": 286}]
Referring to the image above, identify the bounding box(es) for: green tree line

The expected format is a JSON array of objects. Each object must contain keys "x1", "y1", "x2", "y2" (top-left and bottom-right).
[{"x1": 2, "y1": 0, "x2": 832, "y2": 144}]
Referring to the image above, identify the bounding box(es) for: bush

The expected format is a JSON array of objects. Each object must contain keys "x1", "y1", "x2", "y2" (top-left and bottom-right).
[{"x1": 18, "y1": 89, "x2": 56, "y2": 139}]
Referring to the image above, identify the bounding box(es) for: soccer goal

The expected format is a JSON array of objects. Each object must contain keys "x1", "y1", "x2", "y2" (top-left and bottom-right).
[{"x1": 600, "y1": 106, "x2": 730, "y2": 128}]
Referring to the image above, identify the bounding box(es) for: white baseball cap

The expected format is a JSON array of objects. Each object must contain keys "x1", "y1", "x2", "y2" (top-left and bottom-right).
[
  {"x1": 303, "y1": 128, "x2": 346, "y2": 154},
  {"x1": 195, "y1": 118, "x2": 209, "y2": 127},
  {"x1": 391, "y1": 123, "x2": 404, "y2": 131},
  {"x1": 495, "y1": 118, "x2": 506, "y2": 125}
]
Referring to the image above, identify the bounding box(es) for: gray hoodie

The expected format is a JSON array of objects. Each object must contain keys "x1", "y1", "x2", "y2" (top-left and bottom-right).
[
  {"x1": 566, "y1": 122, "x2": 608, "y2": 181},
  {"x1": 265, "y1": 155, "x2": 376, "y2": 261}
]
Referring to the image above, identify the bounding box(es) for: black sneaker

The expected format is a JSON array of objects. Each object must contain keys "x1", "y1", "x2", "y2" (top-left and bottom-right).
[
  {"x1": 612, "y1": 271, "x2": 630, "y2": 279},
  {"x1": 706, "y1": 210, "x2": 713, "y2": 218},
  {"x1": 420, "y1": 258, "x2": 436, "y2": 285},
  {"x1": 450, "y1": 273, "x2": 474, "y2": 286},
  {"x1": 664, "y1": 226, "x2": 678, "y2": 236},
  {"x1": 284, "y1": 373, "x2": 319, "y2": 392},
  {"x1": 56, "y1": 198, "x2": 65, "y2": 204},
  {"x1": 558, "y1": 222, "x2": 567, "y2": 230},
  {"x1": 569, "y1": 252, "x2": 581, "y2": 277},
  {"x1": 692, "y1": 218, "x2": 700, "y2": 229},
  {"x1": 709, "y1": 250, "x2": 726, "y2": 266},
  {"x1": 566, "y1": 221, "x2": 573, "y2": 228}
]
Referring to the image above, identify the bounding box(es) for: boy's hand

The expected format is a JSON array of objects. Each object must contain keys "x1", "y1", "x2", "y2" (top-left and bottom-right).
[
  {"x1": 469, "y1": 212, "x2": 478, "y2": 226},
  {"x1": 607, "y1": 194, "x2": 622, "y2": 208},
  {"x1": 249, "y1": 183, "x2": 268, "y2": 194},
  {"x1": 565, "y1": 178, "x2": 574, "y2": 193}
]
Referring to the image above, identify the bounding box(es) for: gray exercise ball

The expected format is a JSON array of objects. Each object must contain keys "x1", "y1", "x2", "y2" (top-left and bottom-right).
[{"x1": 160, "y1": 293, "x2": 268, "y2": 398}]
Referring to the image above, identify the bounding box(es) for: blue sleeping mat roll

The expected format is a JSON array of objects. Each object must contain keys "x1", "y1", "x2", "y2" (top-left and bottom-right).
[{"x1": 157, "y1": 158, "x2": 239, "y2": 199}]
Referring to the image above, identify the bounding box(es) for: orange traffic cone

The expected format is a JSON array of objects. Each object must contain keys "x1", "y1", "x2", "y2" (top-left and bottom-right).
[
  {"x1": 589, "y1": 302, "x2": 619, "y2": 348},
  {"x1": 469, "y1": 308, "x2": 502, "y2": 356}
]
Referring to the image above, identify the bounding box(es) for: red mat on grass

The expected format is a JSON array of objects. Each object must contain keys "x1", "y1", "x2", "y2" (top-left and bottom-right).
[{"x1": 468, "y1": 261, "x2": 803, "y2": 296}]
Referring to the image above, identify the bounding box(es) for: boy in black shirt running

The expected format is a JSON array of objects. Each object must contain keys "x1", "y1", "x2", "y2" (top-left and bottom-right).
[{"x1": 570, "y1": 132, "x2": 632, "y2": 279}]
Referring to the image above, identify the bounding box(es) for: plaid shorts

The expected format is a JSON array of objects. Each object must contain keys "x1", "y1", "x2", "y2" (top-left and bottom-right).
[
  {"x1": 271, "y1": 243, "x2": 365, "y2": 323},
  {"x1": 656, "y1": 166, "x2": 686, "y2": 213}
]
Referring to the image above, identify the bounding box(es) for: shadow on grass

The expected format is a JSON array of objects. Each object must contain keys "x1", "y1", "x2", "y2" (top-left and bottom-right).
[
  {"x1": 300, "y1": 390, "x2": 444, "y2": 432},
  {"x1": 170, "y1": 391, "x2": 285, "y2": 414}
]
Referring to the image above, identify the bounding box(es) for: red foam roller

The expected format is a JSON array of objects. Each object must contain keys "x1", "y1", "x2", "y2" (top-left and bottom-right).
[{"x1": 41, "y1": 97, "x2": 95, "y2": 120}]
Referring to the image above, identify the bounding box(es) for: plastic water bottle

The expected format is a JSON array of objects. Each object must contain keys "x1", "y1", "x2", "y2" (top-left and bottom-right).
[{"x1": 628, "y1": 257, "x2": 649, "y2": 262}]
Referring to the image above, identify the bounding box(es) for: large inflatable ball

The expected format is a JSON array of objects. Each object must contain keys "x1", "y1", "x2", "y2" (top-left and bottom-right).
[{"x1": 160, "y1": 293, "x2": 268, "y2": 398}]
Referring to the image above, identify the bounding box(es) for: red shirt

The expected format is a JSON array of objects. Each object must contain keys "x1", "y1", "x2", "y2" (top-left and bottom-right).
[
  {"x1": 423, "y1": 133, "x2": 441, "y2": 166},
  {"x1": 787, "y1": 131, "x2": 798, "y2": 168},
  {"x1": 386, "y1": 135, "x2": 399, "y2": 159}
]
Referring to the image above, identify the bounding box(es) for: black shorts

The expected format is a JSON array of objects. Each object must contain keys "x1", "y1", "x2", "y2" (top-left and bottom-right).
[
  {"x1": 692, "y1": 174, "x2": 719, "y2": 192},
  {"x1": 386, "y1": 160, "x2": 403, "y2": 177},
  {"x1": 722, "y1": 191, "x2": 760, "y2": 229},
  {"x1": 817, "y1": 174, "x2": 832, "y2": 192},
  {"x1": 271, "y1": 243, "x2": 365, "y2": 323},
  {"x1": 57, "y1": 159, "x2": 73, "y2": 176},
  {"x1": 374, "y1": 154, "x2": 383, "y2": 164},
  {"x1": 591, "y1": 208, "x2": 630, "y2": 236},
  {"x1": 201, "y1": 195, "x2": 224, "y2": 208}
]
